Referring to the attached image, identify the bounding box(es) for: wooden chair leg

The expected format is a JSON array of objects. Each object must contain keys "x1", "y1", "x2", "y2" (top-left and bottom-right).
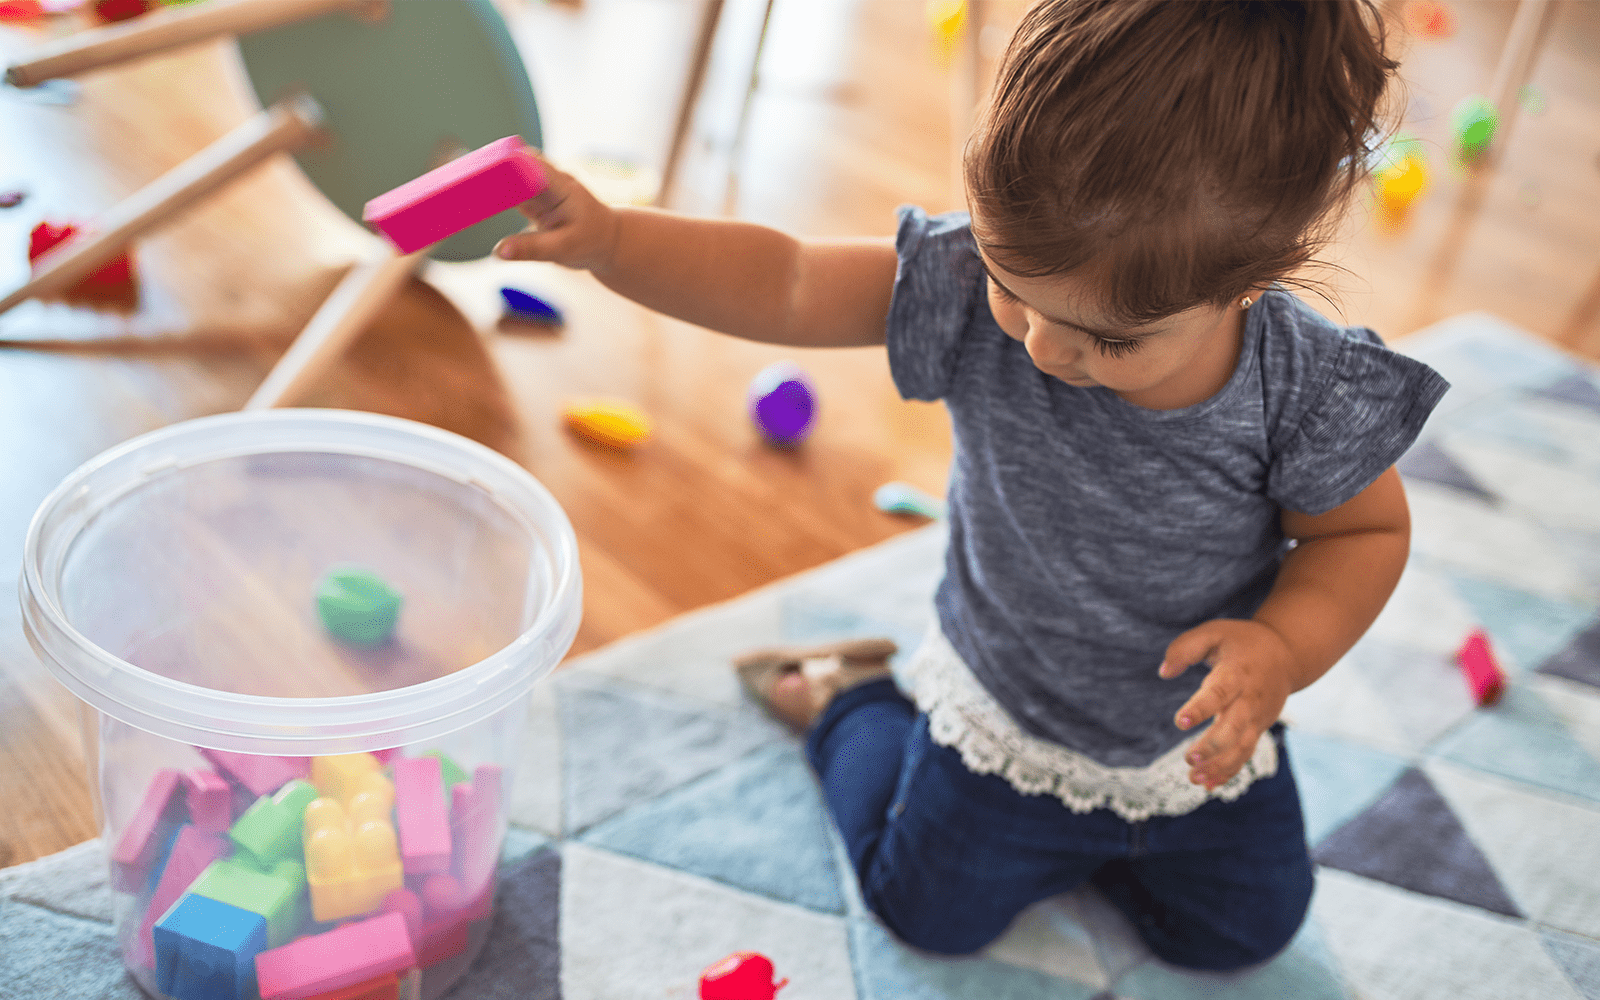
[
  {"x1": 4, "y1": 0, "x2": 386, "y2": 88},
  {"x1": 244, "y1": 248, "x2": 425, "y2": 411},
  {"x1": 0, "y1": 96, "x2": 323, "y2": 317}
]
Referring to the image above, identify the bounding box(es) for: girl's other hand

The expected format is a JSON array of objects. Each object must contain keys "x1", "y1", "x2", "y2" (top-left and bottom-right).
[
  {"x1": 494, "y1": 152, "x2": 621, "y2": 275},
  {"x1": 1158, "y1": 619, "x2": 1296, "y2": 790}
]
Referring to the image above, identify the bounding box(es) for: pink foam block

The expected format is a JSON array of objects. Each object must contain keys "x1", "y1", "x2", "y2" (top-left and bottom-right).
[
  {"x1": 133, "y1": 825, "x2": 230, "y2": 969},
  {"x1": 111, "y1": 768, "x2": 185, "y2": 892},
  {"x1": 383, "y1": 887, "x2": 466, "y2": 968},
  {"x1": 183, "y1": 769, "x2": 233, "y2": 833},
  {"x1": 362, "y1": 135, "x2": 548, "y2": 254},
  {"x1": 393, "y1": 756, "x2": 451, "y2": 875},
  {"x1": 1457, "y1": 628, "x2": 1507, "y2": 706},
  {"x1": 451, "y1": 765, "x2": 502, "y2": 922},
  {"x1": 199, "y1": 748, "x2": 311, "y2": 798},
  {"x1": 255, "y1": 911, "x2": 416, "y2": 1000}
]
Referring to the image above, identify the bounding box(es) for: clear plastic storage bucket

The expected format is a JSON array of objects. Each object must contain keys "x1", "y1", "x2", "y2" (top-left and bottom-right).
[{"x1": 19, "y1": 409, "x2": 581, "y2": 1000}]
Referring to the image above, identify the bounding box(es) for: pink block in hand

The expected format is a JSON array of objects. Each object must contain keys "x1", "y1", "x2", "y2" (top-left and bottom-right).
[
  {"x1": 1457, "y1": 628, "x2": 1507, "y2": 706},
  {"x1": 199, "y1": 748, "x2": 311, "y2": 798},
  {"x1": 255, "y1": 911, "x2": 416, "y2": 1000},
  {"x1": 111, "y1": 768, "x2": 185, "y2": 892},
  {"x1": 133, "y1": 825, "x2": 230, "y2": 969},
  {"x1": 183, "y1": 769, "x2": 233, "y2": 833},
  {"x1": 362, "y1": 135, "x2": 547, "y2": 255},
  {"x1": 393, "y1": 756, "x2": 451, "y2": 875}
]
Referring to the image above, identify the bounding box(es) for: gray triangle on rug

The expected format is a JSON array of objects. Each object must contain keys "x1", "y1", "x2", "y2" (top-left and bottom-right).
[{"x1": 1312, "y1": 768, "x2": 1521, "y2": 917}]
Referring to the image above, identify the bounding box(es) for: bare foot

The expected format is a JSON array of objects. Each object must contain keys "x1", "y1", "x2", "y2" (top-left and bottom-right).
[{"x1": 766, "y1": 671, "x2": 819, "y2": 730}]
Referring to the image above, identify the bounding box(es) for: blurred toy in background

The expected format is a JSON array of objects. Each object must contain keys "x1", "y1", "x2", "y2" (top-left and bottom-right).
[
  {"x1": 699, "y1": 951, "x2": 788, "y2": 1000},
  {"x1": 499, "y1": 285, "x2": 563, "y2": 327},
  {"x1": 0, "y1": 1, "x2": 45, "y2": 23},
  {"x1": 1403, "y1": 0, "x2": 1455, "y2": 39},
  {"x1": 316, "y1": 565, "x2": 403, "y2": 647},
  {"x1": 29, "y1": 219, "x2": 137, "y2": 293},
  {"x1": 1451, "y1": 94, "x2": 1498, "y2": 164},
  {"x1": 874, "y1": 481, "x2": 946, "y2": 519},
  {"x1": 562, "y1": 398, "x2": 653, "y2": 449},
  {"x1": 0, "y1": 190, "x2": 25, "y2": 208},
  {"x1": 1456, "y1": 628, "x2": 1507, "y2": 706},
  {"x1": 926, "y1": 0, "x2": 966, "y2": 67},
  {"x1": 93, "y1": 0, "x2": 152, "y2": 22},
  {"x1": 747, "y1": 361, "x2": 816, "y2": 447},
  {"x1": 1371, "y1": 135, "x2": 1429, "y2": 230}
]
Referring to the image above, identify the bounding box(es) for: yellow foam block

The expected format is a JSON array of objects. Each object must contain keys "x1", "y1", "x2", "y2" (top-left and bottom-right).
[
  {"x1": 303, "y1": 771, "x2": 402, "y2": 922},
  {"x1": 562, "y1": 399, "x2": 653, "y2": 449}
]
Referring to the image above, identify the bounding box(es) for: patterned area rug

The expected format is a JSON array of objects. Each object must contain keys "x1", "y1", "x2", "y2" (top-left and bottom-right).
[{"x1": 4, "y1": 311, "x2": 1600, "y2": 1000}]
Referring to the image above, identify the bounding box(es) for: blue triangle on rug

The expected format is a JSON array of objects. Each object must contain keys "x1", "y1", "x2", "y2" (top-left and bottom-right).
[
  {"x1": 557, "y1": 676, "x2": 781, "y2": 834},
  {"x1": 1397, "y1": 440, "x2": 1497, "y2": 502},
  {"x1": 851, "y1": 916, "x2": 1103, "y2": 1000},
  {"x1": 1448, "y1": 575, "x2": 1597, "y2": 678},
  {"x1": 1538, "y1": 617, "x2": 1600, "y2": 690},
  {"x1": 1533, "y1": 373, "x2": 1600, "y2": 414},
  {"x1": 577, "y1": 742, "x2": 847, "y2": 915},
  {"x1": 1541, "y1": 929, "x2": 1600, "y2": 1000},
  {"x1": 1312, "y1": 768, "x2": 1521, "y2": 917}
]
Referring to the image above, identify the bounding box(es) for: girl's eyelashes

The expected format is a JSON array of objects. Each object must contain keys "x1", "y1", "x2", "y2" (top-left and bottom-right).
[{"x1": 1091, "y1": 335, "x2": 1144, "y2": 358}]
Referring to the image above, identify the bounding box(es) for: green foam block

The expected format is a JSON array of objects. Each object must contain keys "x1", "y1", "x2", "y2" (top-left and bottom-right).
[{"x1": 316, "y1": 565, "x2": 403, "y2": 646}]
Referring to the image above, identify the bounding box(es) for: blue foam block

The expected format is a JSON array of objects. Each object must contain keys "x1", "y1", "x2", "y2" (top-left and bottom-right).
[
  {"x1": 500, "y1": 286, "x2": 563, "y2": 325},
  {"x1": 153, "y1": 893, "x2": 268, "y2": 1000}
]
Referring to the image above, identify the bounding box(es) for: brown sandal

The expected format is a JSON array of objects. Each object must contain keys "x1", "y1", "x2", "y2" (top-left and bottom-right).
[{"x1": 733, "y1": 637, "x2": 897, "y2": 732}]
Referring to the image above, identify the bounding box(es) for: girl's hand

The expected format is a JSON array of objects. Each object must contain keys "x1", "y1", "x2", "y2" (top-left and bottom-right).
[
  {"x1": 1158, "y1": 619, "x2": 1295, "y2": 790},
  {"x1": 493, "y1": 153, "x2": 622, "y2": 275}
]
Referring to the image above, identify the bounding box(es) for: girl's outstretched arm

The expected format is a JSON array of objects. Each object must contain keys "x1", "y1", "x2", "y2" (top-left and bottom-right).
[
  {"x1": 494, "y1": 153, "x2": 896, "y2": 349},
  {"x1": 1158, "y1": 466, "x2": 1412, "y2": 789}
]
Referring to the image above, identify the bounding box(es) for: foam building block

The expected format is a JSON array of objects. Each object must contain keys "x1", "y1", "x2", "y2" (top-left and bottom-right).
[
  {"x1": 1457, "y1": 628, "x2": 1508, "y2": 706},
  {"x1": 362, "y1": 135, "x2": 548, "y2": 255},
  {"x1": 311, "y1": 753, "x2": 383, "y2": 802},
  {"x1": 383, "y1": 887, "x2": 467, "y2": 968},
  {"x1": 304, "y1": 768, "x2": 403, "y2": 922},
  {"x1": 255, "y1": 911, "x2": 416, "y2": 1000},
  {"x1": 393, "y1": 756, "x2": 451, "y2": 875},
  {"x1": 452, "y1": 764, "x2": 502, "y2": 922},
  {"x1": 154, "y1": 893, "x2": 269, "y2": 1000},
  {"x1": 134, "y1": 825, "x2": 231, "y2": 969},
  {"x1": 306, "y1": 972, "x2": 401, "y2": 1000},
  {"x1": 231, "y1": 779, "x2": 320, "y2": 870},
  {"x1": 111, "y1": 768, "x2": 185, "y2": 892},
  {"x1": 423, "y1": 750, "x2": 468, "y2": 791},
  {"x1": 200, "y1": 748, "x2": 312, "y2": 798},
  {"x1": 184, "y1": 769, "x2": 234, "y2": 834},
  {"x1": 190, "y1": 857, "x2": 308, "y2": 948},
  {"x1": 316, "y1": 567, "x2": 403, "y2": 647},
  {"x1": 28, "y1": 219, "x2": 134, "y2": 286}
]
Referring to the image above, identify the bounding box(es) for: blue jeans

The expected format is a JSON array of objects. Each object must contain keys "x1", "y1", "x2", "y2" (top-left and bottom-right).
[{"x1": 804, "y1": 679, "x2": 1314, "y2": 971}]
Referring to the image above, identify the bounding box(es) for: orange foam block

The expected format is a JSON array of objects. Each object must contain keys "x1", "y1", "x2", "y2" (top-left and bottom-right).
[
  {"x1": 1456, "y1": 628, "x2": 1507, "y2": 706},
  {"x1": 255, "y1": 911, "x2": 415, "y2": 1000},
  {"x1": 362, "y1": 135, "x2": 547, "y2": 255}
]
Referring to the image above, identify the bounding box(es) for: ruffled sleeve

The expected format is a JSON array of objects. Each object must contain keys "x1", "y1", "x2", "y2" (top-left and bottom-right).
[
  {"x1": 885, "y1": 206, "x2": 986, "y2": 402},
  {"x1": 1267, "y1": 329, "x2": 1450, "y2": 514}
]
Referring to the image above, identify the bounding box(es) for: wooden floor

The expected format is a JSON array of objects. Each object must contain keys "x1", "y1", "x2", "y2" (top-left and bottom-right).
[{"x1": 0, "y1": 0, "x2": 1595, "y2": 867}]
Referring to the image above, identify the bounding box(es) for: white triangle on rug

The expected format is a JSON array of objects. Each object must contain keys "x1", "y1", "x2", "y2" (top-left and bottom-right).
[
  {"x1": 1425, "y1": 759, "x2": 1600, "y2": 939},
  {"x1": 1535, "y1": 674, "x2": 1600, "y2": 766},
  {"x1": 851, "y1": 916, "x2": 1103, "y2": 1000},
  {"x1": 1407, "y1": 484, "x2": 1590, "y2": 601},
  {"x1": 981, "y1": 891, "x2": 1109, "y2": 989},
  {"x1": 1311, "y1": 868, "x2": 1581, "y2": 1000},
  {"x1": 1283, "y1": 655, "x2": 1414, "y2": 757},
  {"x1": 559, "y1": 842, "x2": 855, "y2": 1000},
  {"x1": 1365, "y1": 561, "x2": 1481, "y2": 657},
  {"x1": 1111, "y1": 916, "x2": 1348, "y2": 1000},
  {"x1": 1446, "y1": 437, "x2": 1600, "y2": 535}
]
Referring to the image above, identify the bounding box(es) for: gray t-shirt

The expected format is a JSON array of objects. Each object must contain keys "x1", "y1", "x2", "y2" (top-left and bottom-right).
[{"x1": 886, "y1": 207, "x2": 1450, "y2": 767}]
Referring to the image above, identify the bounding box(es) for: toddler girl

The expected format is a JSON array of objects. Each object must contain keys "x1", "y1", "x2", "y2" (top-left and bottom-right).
[{"x1": 496, "y1": 0, "x2": 1448, "y2": 970}]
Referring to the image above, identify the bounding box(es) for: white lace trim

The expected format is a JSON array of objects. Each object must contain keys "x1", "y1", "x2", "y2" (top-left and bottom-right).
[{"x1": 904, "y1": 627, "x2": 1277, "y2": 822}]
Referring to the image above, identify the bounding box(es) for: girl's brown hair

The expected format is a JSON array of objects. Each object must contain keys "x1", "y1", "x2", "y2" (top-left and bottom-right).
[{"x1": 965, "y1": 0, "x2": 1399, "y2": 324}]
